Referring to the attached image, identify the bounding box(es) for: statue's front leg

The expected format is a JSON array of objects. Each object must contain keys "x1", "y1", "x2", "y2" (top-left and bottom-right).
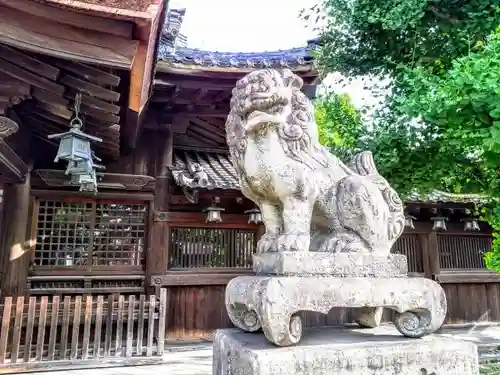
[
  {"x1": 257, "y1": 203, "x2": 283, "y2": 253},
  {"x1": 277, "y1": 197, "x2": 312, "y2": 252}
]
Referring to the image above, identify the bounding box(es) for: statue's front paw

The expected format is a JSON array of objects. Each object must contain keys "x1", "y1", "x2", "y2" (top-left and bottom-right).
[
  {"x1": 277, "y1": 234, "x2": 310, "y2": 252},
  {"x1": 257, "y1": 234, "x2": 277, "y2": 254}
]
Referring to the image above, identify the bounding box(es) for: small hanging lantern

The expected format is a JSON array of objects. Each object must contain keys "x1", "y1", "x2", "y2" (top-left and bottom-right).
[
  {"x1": 462, "y1": 218, "x2": 480, "y2": 232},
  {"x1": 48, "y1": 93, "x2": 102, "y2": 163},
  {"x1": 204, "y1": 196, "x2": 225, "y2": 223},
  {"x1": 245, "y1": 207, "x2": 262, "y2": 224},
  {"x1": 431, "y1": 216, "x2": 448, "y2": 232},
  {"x1": 404, "y1": 214, "x2": 416, "y2": 229},
  {"x1": 48, "y1": 93, "x2": 104, "y2": 194}
]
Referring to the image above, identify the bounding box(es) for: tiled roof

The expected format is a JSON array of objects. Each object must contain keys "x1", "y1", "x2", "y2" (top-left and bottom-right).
[
  {"x1": 405, "y1": 190, "x2": 489, "y2": 204},
  {"x1": 157, "y1": 44, "x2": 317, "y2": 69},
  {"x1": 157, "y1": 7, "x2": 318, "y2": 69},
  {"x1": 170, "y1": 151, "x2": 239, "y2": 190},
  {"x1": 170, "y1": 151, "x2": 489, "y2": 206}
]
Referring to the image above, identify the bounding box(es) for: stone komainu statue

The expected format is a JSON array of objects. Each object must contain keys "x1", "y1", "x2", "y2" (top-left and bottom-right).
[{"x1": 225, "y1": 68, "x2": 405, "y2": 254}]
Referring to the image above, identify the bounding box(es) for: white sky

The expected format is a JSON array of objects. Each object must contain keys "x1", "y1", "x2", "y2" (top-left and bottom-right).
[
  {"x1": 169, "y1": 0, "x2": 318, "y2": 51},
  {"x1": 168, "y1": 0, "x2": 381, "y2": 111}
]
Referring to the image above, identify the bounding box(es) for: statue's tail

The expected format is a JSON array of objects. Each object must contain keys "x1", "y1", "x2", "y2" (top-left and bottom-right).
[
  {"x1": 347, "y1": 151, "x2": 379, "y2": 176},
  {"x1": 348, "y1": 151, "x2": 405, "y2": 242}
]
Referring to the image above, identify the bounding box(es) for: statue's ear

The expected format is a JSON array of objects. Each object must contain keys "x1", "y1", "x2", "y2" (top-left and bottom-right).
[{"x1": 281, "y1": 69, "x2": 303, "y2": 90}]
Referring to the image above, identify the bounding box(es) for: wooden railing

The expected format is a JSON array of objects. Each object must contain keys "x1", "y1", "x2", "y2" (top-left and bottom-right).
[{"x1": 0, "y1": 289, "x2": 167, "y2": 371}]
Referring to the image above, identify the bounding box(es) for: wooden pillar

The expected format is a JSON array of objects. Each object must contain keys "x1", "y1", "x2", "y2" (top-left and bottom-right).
[
  {"x1": 147, "y1": 129, "x2": 173, "y2": 292},
  {"x1": 428, "y1": 231, "x2": 441, "y2": 280},
  {"x1": 0, "y1": 171, "x2": 31, "y2": 296}
]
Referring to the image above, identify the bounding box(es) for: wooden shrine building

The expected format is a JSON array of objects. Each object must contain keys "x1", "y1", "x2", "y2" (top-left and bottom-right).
[{"x1": 0, "y1": 2, "x2": 498, "y2": 367}]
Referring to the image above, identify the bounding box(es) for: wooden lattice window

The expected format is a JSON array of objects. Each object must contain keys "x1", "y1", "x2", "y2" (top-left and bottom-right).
[
  {"x1": 34, "y1": 199, "x2": 147, "y2": 267},
  {"x1": 392, "y1": 234, "x2": 424, "y2": 273},
  {"x1": 169, "y1": 227, "x2": 257, "y2": 269},
  {"x1": 438, "y1": 234, "x2": 492, "y2": 269}
]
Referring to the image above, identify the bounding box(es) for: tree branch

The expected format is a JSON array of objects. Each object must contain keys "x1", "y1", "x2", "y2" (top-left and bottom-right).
[{"x1": 428, "y1": 5, "x2": 460, "y2": 25}]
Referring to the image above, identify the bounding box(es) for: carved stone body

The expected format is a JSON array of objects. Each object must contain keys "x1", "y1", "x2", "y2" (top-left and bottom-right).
[{"x1": 226, "y1": 68, "x2": 405, "y2": 254}]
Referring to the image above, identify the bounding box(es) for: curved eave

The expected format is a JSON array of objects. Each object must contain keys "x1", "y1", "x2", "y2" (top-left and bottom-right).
[{"x1": 156, "y1": 61, "x2": 315, "y2": 75}]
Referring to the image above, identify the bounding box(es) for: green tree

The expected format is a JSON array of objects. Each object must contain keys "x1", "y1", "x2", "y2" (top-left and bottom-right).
[
  {"x1": 306, "y1": 0, "x2": 500, "y2": 269},
  {"x1": 315, "y1": 92, "x2": 363, "y2": 160}
]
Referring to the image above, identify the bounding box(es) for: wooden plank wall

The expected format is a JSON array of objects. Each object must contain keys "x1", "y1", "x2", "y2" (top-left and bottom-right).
[
  {"x1": 0, "y1": 289, "x2": 168, "y2": 371},
  {"x1": 161, "y1": 224, "x2": 500, "y2": 341}
]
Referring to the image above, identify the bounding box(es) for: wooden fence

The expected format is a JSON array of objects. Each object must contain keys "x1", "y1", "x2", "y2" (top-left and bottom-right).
[{"x1": 0, "y1": 289, "x2": 167, "y2": 372}]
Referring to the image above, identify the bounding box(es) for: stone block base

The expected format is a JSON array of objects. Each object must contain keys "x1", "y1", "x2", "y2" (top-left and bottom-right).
[
  {"x1": 253, "y1": 252, "x2": 408, "y2": 277},
  {"x1": 213, "y1": 327, "x2": 479, "y2": 375},
  {"x1": 226, "y1": 275, "x2": 446, "y2": 346}
]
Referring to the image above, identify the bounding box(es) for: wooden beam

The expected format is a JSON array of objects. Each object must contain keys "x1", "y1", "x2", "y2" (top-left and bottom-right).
[
  {"x1": 171, "y1": 107, "x2": 230, "y2": 118},
  {"x1": 60, "y1": 75, "x2": 120, "y2": 102},
  {"x1": 20, "y1": 113, "x2": 120, "y2": 150},
  {"x1": 0, "y1": 44, "x2": 60, "y2": 80},
  {"x1": 0, "y1": 139, "x2": 29, "y2": 182},
  {"x1": 170, "y1": 115, "x2": 189, "y2": 134},
  {"x1": 185, "y1": 130, "x2": 221, "y2": 146},
  {"x1": 151, "y1": 271, "x2": 253, "y2": 286},
  {"x1": 195, "y1": 88, "x2": 208, "y2": 104},
  {"x1": 21, "y1": 102, "x2": 120, "y2": 132},
  {"x1": 53, "y1": 60, "x2": 121, "y2": 86},
  {"x1": 0, "y1": 75, "x2": 30, "y2": 97},
  {"x1": 0, "y1": 57, "x2": 64, "y2": 95},
  {"x1": 154, "y1": 76, "x2": 236, "y2": 90},
  {"x1": 0, "y1": 0, "x2": 134, "y2": 38},
  {"x1": 32, "y1": 170, "x2": 156, "y2": 191},
  {"x1": 189, "y1": 126, "x2": 225, "y2": 145},
  {"x1": 0, "y1": 5, "x2": 138, "y2": 69},
  {"x1": 190, "y1": 117, "x2": 226, "y2": 138},
  {"x1": 125, "y1": 2, "x2": 163, "y2": 151},
  {"x1": 30, "y1": 87, "x2": 122, "y2": 125},
  {"x1": 148, "y1": 131, "x2": 173, "y2": 288}
]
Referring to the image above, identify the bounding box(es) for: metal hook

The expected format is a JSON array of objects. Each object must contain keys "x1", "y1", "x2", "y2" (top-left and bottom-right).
[{"x1": 71, "y1": 92, "x2": 83, "y2": 129}]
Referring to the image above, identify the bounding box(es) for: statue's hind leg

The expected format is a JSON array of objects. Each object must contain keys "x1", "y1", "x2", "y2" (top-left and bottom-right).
[
  {"x1": 335, "y1": 175, "x2": 391, "y2": 252},
  {"x1": 318, "y1": 231, "x2": 366, "y2": 253}
]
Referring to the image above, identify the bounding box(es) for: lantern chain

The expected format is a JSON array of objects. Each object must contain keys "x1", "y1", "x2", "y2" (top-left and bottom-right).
[{"x1": 70, "y1": 92, "x2": 83, "y2": 129}]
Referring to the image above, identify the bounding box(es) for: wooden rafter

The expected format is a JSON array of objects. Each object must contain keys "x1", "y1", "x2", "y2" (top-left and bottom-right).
[
  {"x1": 0, "y1": 42, "x2": 123, "y2": 159},
  {"x1": 190, "y1": 117, "x2": 226, "y2": 139}
]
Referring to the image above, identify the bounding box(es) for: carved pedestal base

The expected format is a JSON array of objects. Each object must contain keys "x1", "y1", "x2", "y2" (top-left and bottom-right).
[
  {"x1": 225, "y1": 275, "x2": 447, "y2": 347},
  {"x1": 213, "y1": 327, "x2": 479, "y2": 375},
  {"x1": 253, "y1": 252, "x2": 408, "y2": 277}
]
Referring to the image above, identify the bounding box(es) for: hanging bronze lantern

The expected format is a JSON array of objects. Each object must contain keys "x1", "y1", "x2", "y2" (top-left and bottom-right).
[
  {"x1": 404, "y1": 214, "x2": 416, "y2": 229},
  {"x1": 47, "y1": 93, "x2": 103, "y2": 193},
  {"x1": 462, "y1": 218, "x2": 480, "y2": 232},
  {"x1": 48, "y1": 94, "x2": 102, "y2": 163},
  {"x1": 245, "y1": 207, "x2": 262, "y2": 224},
  {"x1": 431, "y1": 216, "x2": 448, "y2": 232},
  {"x1": 204, "y1": 196, "x2": 225, "y2": 223}
]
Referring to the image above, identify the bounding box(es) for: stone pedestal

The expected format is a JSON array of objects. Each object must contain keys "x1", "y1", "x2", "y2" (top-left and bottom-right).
[
  {"x1": 213, "y1": 327, "x2": 480, "y2": 375},
  {"x1": 226, "y1": 253, "x2": 447, "y2": 347}
]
